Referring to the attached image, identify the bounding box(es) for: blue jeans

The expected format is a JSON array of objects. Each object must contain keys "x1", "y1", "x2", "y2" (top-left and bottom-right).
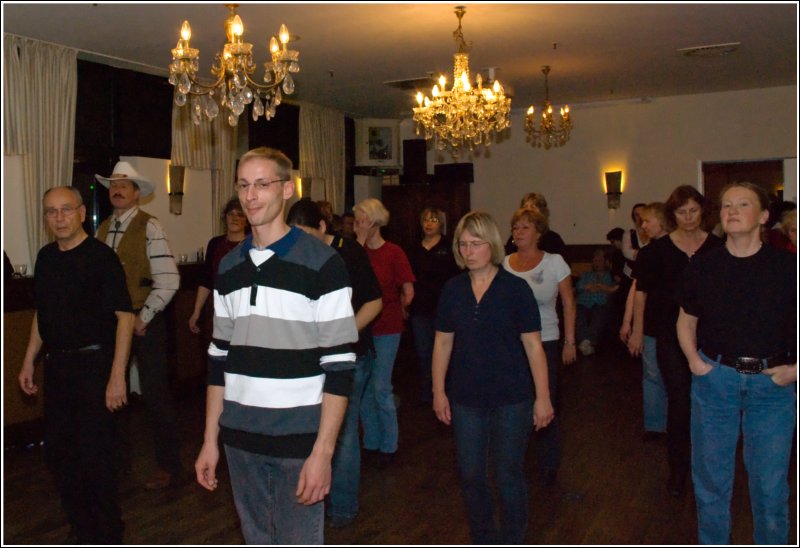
[
  {"x1": 452, "y1": 400, "x2": 533, "y2": 545},
  {"x1": 328, "y1": 354, "x2": 371, "y2": 520},
  {"x1": 642, "y1": 336, "x2": 668, "y2": 433},
  {"x1": 411, "y1": 315, "x2": 435, "y2": 402},
  {"x1": 360, "y1": 333, "x2": 401, "y2": 454},
  {"x1": 691, "y1": 352, "x2": 796, "y2": 545},
  {"x1": 225, "y1": 445, "x2": 324, "y2": 545},
  {"x1": 533, "y1": 340, "x2": 561, "y2": 474},
  {"x1": 575, "y1": 303, "x2": 610, "y2": 346}
]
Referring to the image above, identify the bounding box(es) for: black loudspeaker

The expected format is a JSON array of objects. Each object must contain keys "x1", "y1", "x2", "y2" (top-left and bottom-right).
[
  {"x1": 434, "y1": 162, "x2": 474, "y2": 184},
  {"x1": 401, "y1": 139, "x2": 428, "y2": 184}
]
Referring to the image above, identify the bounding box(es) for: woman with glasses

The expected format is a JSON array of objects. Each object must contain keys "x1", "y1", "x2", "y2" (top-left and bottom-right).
[
  {"x1": 634, "y1": 185, "x2": 723, "y2": 498},
  {"x1": 432, "y1": 211, "x2": 552, "y2": 544},
  {"x1": 188, "y1": 197, "x2": 250, "y2": 335},
  {"x1": 407, "y1": 207, "x2": 460, "y2": 403},
  {"x1": 502, "y1": 206, "x2": 576, "y2": 488},
  {"x1": 353, "y1": 198, "x2": 415, "y2": 468}
]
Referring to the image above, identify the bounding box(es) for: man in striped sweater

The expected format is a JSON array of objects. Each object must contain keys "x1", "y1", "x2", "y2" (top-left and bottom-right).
[{"x1": 194, "y1": 148, "x2": 358, "y2": 545}]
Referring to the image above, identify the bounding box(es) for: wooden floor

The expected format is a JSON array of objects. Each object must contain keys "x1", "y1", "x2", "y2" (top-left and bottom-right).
[{"x1": 3, "y1": 334, "x2": 796, "y2": 545}]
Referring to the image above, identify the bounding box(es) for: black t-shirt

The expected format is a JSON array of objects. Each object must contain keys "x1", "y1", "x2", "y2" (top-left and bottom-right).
[
  {"x1": 634, "y1": 233, "x2": 724, "y2": 336},
  {"x1": 330, "y1": 234, "x2": 382, "y2": 357},
  {"x1": 680, "y1": 244, "x2": 796, "y2": 358},
  {"x1": 631, "y1": 242, "x2": 660, "y2": 336},
  {"x1": 407, "y1": 237, "x2": 460, "y2": 317},
  {"x1": 34, "y1": 236, "x2": 132, "y2": 351}
]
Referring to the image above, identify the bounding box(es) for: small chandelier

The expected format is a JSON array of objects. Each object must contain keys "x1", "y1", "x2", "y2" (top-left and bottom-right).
[
  {"x1": 169, "y1": 4, "x2": 300, "y2": 126},
  {"x1": 412, "y1": 6, "x2": 511, "y2": 155},
  {"x1": 525, "y1": 65, "x2": 572, "y2": 149}
]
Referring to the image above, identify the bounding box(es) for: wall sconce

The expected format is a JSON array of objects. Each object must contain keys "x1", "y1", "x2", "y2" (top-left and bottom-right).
[
  {"x1": 605, "y1": 171, "x2": 623, "y2": 209},
  {"x1": 168, "y1": 164, "x2": 185, "y2": 215}
]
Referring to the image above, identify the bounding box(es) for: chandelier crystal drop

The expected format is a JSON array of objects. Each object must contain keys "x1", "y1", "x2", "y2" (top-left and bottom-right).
[
  {"x1": 168, "y1": 4, "x2": 300, "y2": 127},
  {"x1": 412, "y1": 6, "x2": 511, "y2": 156},
  {"x1": 525, "y1": 65, "x2": 572, "y2": 149}
]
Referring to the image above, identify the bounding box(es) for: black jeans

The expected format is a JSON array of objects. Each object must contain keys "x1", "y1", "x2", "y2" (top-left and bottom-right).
[
  {"x1": 120, "y1": 312, "x2": 182, "y2": 476},
  {"x1": 44, "y1": 348, "x2": 123, "y2": 544},
  {"x1": 656, "y1": 329, "x2": 692, "y2": 476}
]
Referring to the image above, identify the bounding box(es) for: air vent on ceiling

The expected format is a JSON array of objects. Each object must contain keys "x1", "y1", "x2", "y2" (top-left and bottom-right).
[{"x1": 677, "y1": 42, "x2": 741, "y2": 57}]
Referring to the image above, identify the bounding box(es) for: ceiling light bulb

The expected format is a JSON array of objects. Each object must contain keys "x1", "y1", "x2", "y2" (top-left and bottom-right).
[
  {"x1": 231, "y1": 15, "x2": 243, "y2": 38},
  {"x1": 180, "y1": 21, "x2": 191, "y2": 41},
  {"x1": 279, "y1": 24, "x2": 290, "y2": 44}
]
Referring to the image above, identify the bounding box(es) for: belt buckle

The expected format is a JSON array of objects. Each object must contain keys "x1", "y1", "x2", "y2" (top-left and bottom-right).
[{"x1": 735, "y1": 357, "x2": 763, "y2": 375}]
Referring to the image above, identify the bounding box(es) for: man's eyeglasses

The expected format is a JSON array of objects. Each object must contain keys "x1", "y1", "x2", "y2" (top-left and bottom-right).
[
  {"x1": 457, "y1": 240, "x2": 489, "y2": 251},
  {"x1": 44, "y1": 205, "x2": 80, "y2": 218},
  {"x1": 236, "y1": 179, "x2": 288, "y2": 192}
]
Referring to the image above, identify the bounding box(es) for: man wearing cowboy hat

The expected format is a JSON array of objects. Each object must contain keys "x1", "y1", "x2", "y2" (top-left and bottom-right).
[{"x1": 95, "y1": 160, "x2": 183, "y2": 490}]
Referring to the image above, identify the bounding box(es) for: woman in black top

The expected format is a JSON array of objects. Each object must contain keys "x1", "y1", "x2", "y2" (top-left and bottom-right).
[
  {"x1": 634, "y1": 185, "x2": 723, "y2": 497},
  {"x1": 677, "y1": 182, "x2": 796, "y2": 544},
  {"x1": 407, "y1": 207, "x2": 460, "y2": 403}
]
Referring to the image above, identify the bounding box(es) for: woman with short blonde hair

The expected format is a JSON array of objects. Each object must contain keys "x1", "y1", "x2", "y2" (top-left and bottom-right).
[
  {"x1": 433, "y1": 210, "x2": 552, "y2": 544},
  {"x1": 352, "y1": 198, "x2": 415, "y2": 466}
]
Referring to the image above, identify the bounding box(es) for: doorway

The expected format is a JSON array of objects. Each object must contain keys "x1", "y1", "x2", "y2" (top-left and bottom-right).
[{"x1": 701, "y1": 159, "x2": 785, "y2": 230}]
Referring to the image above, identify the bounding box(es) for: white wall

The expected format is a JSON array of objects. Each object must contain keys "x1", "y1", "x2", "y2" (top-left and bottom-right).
[
  {"x1": 402, "y1": 85, "x2": 797, "y2": 243},
  {"x1": 2, "y1": 154, "x2": 34, "y2": 273}
]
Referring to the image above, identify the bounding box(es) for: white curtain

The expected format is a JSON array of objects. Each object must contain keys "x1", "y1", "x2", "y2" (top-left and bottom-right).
[
  {"x1": 3, "y1": 34, "x2": 77, "y2": 262},
  {"x1": 171, "y1": 104, "x2": 238, "y2": 235},
  {"x1": 298, "y1": 102, "x2": 345, "y2": 214}
]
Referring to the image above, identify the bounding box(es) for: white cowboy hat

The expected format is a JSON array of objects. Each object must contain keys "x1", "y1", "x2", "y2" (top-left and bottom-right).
[{"x1": 95, "y1": 161, "x2": 155, "y2": 197}]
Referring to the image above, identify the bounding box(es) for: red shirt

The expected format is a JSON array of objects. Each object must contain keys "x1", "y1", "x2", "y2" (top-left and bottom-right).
[{"x1": 364, "y1": 241, "x2": 415, "y2": 335}]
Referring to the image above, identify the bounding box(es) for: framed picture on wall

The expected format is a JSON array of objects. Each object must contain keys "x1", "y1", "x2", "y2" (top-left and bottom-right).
[{"x1": 355, "y1": 119, "x2": 400, "y2": 167}]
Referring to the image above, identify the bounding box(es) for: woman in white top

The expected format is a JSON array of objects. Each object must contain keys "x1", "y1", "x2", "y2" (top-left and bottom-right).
[{"x1": 502, "y1": 207, "x2": 576, "y2": 486}]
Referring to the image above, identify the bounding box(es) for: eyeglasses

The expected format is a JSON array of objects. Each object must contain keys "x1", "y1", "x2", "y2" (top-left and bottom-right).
[
  {"x1": 423, "y1": 217, "x2": 440, "y2": 223},
  {"x1": 236, "y1": 179, "x2": 288, "y2": 192},
  {"x1": 44, "y1": 205, "x2": 80, "y2": 218},
  {"x1": 457, "y1": 240, "x2": 489, "y2": 251}
]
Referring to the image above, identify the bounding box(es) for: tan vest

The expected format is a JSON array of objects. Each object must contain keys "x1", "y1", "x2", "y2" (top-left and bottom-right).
[{"x1": 97, "y1": 210, "x2": 153, "y2": 310}]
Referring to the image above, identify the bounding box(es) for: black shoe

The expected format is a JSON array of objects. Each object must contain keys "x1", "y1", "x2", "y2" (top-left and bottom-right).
[
  {"x1": 375, "y1": 452, "x2": 395, "y2": 470},
  {"x1": 328, "y1": 514, "x2": 356, "y2": 529},
  {"x1": 642, "y1": 431, "x2": 666, "y2": 443},
  {"x1": 63, "y1": 529, "x2": 79, "y2": 545},
  {"x1": 667, "y1": 470, "x2": 687, "y2": 497},
  {"x1": 540, "y1": 469, "x2": 558, "y2": 487}
]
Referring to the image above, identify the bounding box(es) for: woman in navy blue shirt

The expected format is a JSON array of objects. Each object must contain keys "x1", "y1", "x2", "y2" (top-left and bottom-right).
[{"x1": 432, "y1": 211, "x2": 553, "y2": 545}]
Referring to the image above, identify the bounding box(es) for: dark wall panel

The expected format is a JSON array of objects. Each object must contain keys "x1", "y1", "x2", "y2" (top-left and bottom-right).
[
  {"x1": 113, "y1": 69, "x2": 173, "y2": 158},
  {"x1": 247, "y1": 103, "x2": 300, "y2": 169}
]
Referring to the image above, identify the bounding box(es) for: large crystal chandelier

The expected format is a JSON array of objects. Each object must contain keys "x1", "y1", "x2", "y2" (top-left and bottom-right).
[
  {"x1": 525, "y1": 65, "x2": 572, "y2": 149},
  {"x1": 169, "y1": 4, "x2": 300, "y2": 126},
  {"x1": 412, "y1": 6, "x2": 511, "y2": 155}
]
